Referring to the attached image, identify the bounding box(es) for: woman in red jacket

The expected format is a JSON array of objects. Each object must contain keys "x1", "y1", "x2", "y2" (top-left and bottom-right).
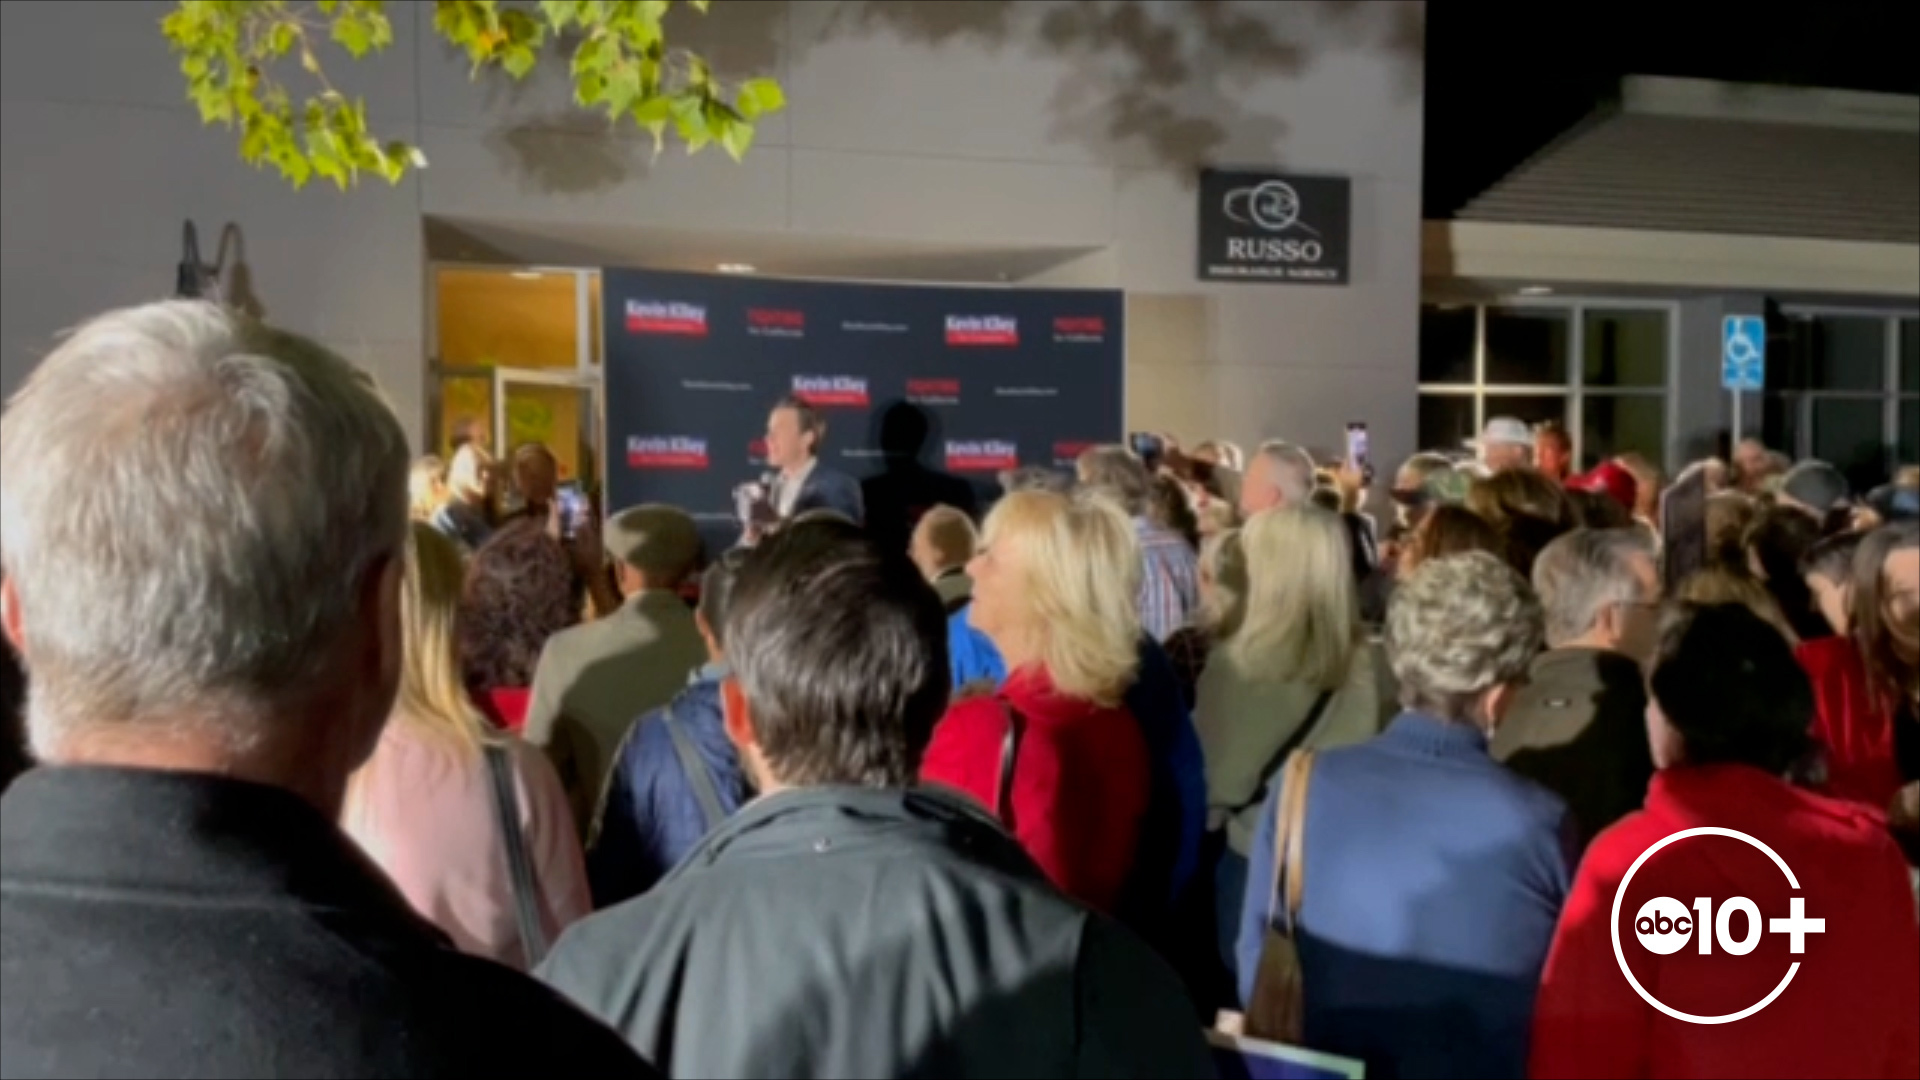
[
  {"x1": 1797, "y1": 523, "x2": 1919, "y2": 818},
  {"x1": 1532, "y1": 603, "x2": 1919, "y2": 1080},
  {"x1": 920, "y1": 489, "x2": 1152, "y2": 913}
]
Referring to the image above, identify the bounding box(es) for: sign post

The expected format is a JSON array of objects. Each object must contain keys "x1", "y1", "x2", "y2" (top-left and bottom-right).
[{"x1": 1721, "y1": 315, "x2": 1766, "y2": 445}]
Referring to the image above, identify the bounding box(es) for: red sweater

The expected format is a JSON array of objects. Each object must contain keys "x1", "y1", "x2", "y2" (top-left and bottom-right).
[
  {"x1": 1797, "y1": 636, "x2": 1903, "y2": 813},
  {"x1": 1531, "y1": 765, "x2": 1919, "y2": 1080},
  {"x1": 919, "y1": 667, "x2": 1151, "y2": 913}
]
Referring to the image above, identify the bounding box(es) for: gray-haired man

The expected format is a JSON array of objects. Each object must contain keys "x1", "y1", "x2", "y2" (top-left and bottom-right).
[
  {"x1": 1491, "y1": 527, "x2": 1662, "y2": 847},
  {"x1": 0, "y1": 302, "x2": 649, "y2": 1078}
]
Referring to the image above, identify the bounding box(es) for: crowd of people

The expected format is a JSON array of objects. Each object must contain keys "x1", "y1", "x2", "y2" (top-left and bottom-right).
[{"x1": 1, "y1": 300, "x2": 1917, "y2": 1079}]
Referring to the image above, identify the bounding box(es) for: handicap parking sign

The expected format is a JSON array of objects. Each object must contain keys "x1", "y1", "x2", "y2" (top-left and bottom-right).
[{"x1": 1722, "y1": 316, "x2": 1765, "y2": 391}]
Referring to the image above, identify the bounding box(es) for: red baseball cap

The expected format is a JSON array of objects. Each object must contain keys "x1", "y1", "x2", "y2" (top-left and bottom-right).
[{"x1": 1570, "y1": 460, "x2": 1639, "y2": 512}]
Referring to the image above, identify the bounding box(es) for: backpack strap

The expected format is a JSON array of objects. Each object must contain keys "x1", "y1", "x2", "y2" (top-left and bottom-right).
[
  {"x1": 664, "y1": 706, "x2": 727, "y2": 834},
  {"x1": 484, "y1": 743, "x2": 549, "y2": 967},
  {"x1": 994, "y1": 703, "x2": 1027, "y2": 825}
]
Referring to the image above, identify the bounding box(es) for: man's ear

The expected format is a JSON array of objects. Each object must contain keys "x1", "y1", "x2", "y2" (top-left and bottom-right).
[
  {"x1": 1593, "y1": 600, "x2": 1624, "y2": 649},
  {"x1": 721, "y1": 677, "x2": 756, "y2": 753},
  {"x1": 2, "y1": 575, "x2": 26, "y2": 657}
]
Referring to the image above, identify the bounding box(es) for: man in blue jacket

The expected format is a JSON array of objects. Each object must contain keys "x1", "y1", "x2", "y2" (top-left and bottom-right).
[{"x1": 588, "y1": 550, "x2": 751, "y2": 907}]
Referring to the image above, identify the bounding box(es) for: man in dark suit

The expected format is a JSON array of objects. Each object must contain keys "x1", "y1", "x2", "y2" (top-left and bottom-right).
[
  {"x1": 0, "y1": 301, "x2": 651, "y2": 1079},
  {"x1": 765, "y1": 395, "x2": 864, "y2": 525}
]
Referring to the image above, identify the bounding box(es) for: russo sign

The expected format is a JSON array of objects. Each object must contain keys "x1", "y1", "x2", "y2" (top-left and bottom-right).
[{"x1": 1198, "y1": 170, "x2": 1350, "y2": 285}]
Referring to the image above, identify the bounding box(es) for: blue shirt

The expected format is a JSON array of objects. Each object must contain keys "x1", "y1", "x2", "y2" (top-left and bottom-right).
[
  {"x1": 1134, "y1": 518, "x2": 1199, "y2": 643},
  {"x1": 588, "y1": 664, "x2": 749, "y2": 908},
  {"x1": 945, "y1": 605, "x2": 1205, "y2": 903},
  {"x1": 1238, "y1": 712, "x2": 1574, "y2": 1079}
]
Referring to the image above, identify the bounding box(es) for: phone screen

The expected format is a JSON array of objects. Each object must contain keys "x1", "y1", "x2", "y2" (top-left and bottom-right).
[
  {"x1": 1345, "y1": 422, "x2": 1372, "y2": 481},
  {"x1": 1128, "y1": 432, "x2": 1163, "y2": 464},
  {"x1": 557, "y1": 483, "x2": 589, "y2": 539}
]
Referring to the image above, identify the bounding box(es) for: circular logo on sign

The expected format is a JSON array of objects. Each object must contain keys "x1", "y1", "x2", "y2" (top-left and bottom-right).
[
  {"x1": 1610, "y1": 827, "x2": 1823, "y2": 1025},
  {"x1": 1224, "y1": 180, "x2": 1315, "y2": 234}
]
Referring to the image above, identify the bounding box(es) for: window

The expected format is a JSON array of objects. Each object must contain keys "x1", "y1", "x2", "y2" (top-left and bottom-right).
[
  {"x1": 1418, "y1": 302, "x2": 1670, "y2": 471},
  {"x1": 1763, "y1": 312, "x2": 1919, "y2": 488}
]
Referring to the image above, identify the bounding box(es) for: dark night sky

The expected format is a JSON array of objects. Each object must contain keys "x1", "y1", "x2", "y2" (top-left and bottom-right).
[{"x1": 1423, "y1": 2, "x2": 1920, "y2": 218}]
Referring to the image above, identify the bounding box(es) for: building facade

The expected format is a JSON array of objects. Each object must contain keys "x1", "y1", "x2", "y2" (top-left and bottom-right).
[{"x1": 1, "y1": 0, "x2": 1427, "y2": 476}]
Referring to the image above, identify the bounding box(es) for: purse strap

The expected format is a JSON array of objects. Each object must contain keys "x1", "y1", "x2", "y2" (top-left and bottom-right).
[
  {"x1": 484, "y1": 743, "x2": 549, "y2": 967},
  {"x1": 995, "y1": 703, "x2": 1026, "y2": 824},
  {"x1": 1229, "y1": 688, "x2": 1335, "y2": 817},
  {"x1": 663, "y1": 705, "x2": 727, "y2": 834},
  {"x1": 1271, "y1": 749, "x2": 1317, "y2": 938}
]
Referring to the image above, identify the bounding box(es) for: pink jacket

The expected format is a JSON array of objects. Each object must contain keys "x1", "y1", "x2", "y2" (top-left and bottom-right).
[{"x1": 343, "y1": 721, "x2": 589, "y2": 970}]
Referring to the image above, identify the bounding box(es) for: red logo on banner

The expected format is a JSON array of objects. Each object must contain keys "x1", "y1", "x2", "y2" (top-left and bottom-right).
[
  {"x1": 626, "y1": 435, "x2": 710, "y2": 469},
  {"x1": 1053, "y1": 316, "x2": 1106, "y2": 343},
  {"x1": 945, "y1": 315, "x2": 1019, "y2": 347},
  {"x1": 898, "y1": 378, "x2": 960, "y2": 395},
  {"x1": 1052, "y1": 441, "x2": 1096, "y2": 461},
  {"x1": 792, "y1": 375, "x2": 870, "y2": 407},
  {"x1": 747, "y1": 308, "x2": 805, "y2": 338},
  {"x1": 946, "y1": 440, "x2": 1019, "y2": 472},
  {"x1": 625, "y1": 300, "x2": 708, "y2": 336},
  {"x1": 748, "y1": 437, "x2": 769, "y2": 461}
]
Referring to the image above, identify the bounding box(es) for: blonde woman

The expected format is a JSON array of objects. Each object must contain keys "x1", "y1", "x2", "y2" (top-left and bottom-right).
[
  {"x1": 920, "y1": 490, "x2": 1151, "y2": 913},
  {"x1": 1196, "y1": 505, "x2": 1380, "y2": 965},
  {"x1": 343, "y1": 524, "x2": 589, "y2": 970},
  {"x1": 409, "y1": 454, "x2": 450, "y2": 522}
]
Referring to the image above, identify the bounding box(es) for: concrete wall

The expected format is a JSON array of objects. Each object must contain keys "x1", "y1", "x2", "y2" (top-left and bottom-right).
[{"x1": 2, "y1": 0, "x2": 1425, "y2": 462}]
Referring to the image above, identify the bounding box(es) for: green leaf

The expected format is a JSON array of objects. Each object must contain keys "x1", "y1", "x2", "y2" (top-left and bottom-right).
[
  {"x1": 643, "y1": 118, "x2": 666, "y2": 157},
  {"x1": 268, "y1": 22, "x2": 297, "y2": 55},
  {"x1": 503, "y1": 43, "x2": 537, "y2": 79},
  {"x1": 333, "y1": 13, "x2": 374, "y2": 56},
  {"x1": 318, "y1": 0, "x2": 340, "y2": 14},
  {"x1": 540, "y1": 0, "x2": 579, "y2": 31},
  {"x1": 736, "y1": 77, "x2": 786, "y2": 118},
  {"x1": 630, "y1": 95, "x2": 671, "y2": 125},
  {"x1": 719, "y1": 117, "x2": 753, "y2": 162}
]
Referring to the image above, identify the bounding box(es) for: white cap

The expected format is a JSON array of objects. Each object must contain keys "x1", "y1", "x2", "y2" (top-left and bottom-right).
[{"x1": 1467, "y1": 416, "x2": 1532, "y2": 449}]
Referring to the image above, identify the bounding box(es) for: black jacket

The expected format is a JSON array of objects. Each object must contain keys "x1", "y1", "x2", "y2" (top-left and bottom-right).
[
  {"x1": 1490, "y1": 648, "x2": 1657, "y2": 847},
  {"x1": 0, "y1": 767, "x2": 654, "y2": 1079},
  {"x1": 538, "y1": 786, "x2": 1213, "y2": 1079}
]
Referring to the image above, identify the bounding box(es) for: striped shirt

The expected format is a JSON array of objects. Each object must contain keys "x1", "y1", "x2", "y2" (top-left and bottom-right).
[{"x1": 1134, "y1": 518, "x2": 1200, "y2": 643}]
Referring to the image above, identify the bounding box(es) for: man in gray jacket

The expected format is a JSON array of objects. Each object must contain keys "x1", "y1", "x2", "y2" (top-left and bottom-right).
[{"x1": 538, "y1": 519, "x2": 1211, "y2": 1079}]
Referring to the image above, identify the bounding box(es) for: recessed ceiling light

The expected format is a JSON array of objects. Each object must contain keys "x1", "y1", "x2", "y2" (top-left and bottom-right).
[
  {"x1": 717, "y1": 262, "x2": 756, "y2": 274},
  {"x1": 1518, "y1": 285, "x2": 1553, "y2": 296},
  {"x1": 510, "y1": 270, "x2": 543, "y2": 280}
]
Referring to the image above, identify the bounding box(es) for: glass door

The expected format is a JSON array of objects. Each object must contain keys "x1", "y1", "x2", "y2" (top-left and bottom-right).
[{"x1": 494, "y1": 367, "x2": 602, "y2": 494}]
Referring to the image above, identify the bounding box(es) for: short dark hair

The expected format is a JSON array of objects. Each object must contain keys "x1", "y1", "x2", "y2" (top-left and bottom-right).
[
  {"x1": 697, "y1": 547, "x2": 749, "y2": 651},
  {"x1": 1744, "y1": 505, "x2": 1821, "y2": 629},
  {"x1": 773, "y1": 395, "x2": 826, "y2": 445},
  {"x1": 1800, "y1": 529, "x2": 1863, "y2": 583},
  {"x1": 1649, "y1": 602, "x2": 1811, "y2": 774},
  {"x1": 724, "y1": 518, "x2": 950, "y2": 788}
]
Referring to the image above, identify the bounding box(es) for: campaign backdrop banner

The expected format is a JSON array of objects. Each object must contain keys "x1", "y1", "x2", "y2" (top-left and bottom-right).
[{"x1": 602, "y1": 268, "x2": 1124, "y2": 553}]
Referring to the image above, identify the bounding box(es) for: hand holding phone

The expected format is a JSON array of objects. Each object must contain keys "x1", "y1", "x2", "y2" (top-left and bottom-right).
[
  {"x1": 1344, "y1": 422, "x2": 1373, "y2": 485},
  {"x1": 556, "y1": 482, "x2": 590, "y2": 541}
]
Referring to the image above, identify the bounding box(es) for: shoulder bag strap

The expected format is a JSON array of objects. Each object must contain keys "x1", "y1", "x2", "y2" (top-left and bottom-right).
[
  {"x1": 663, "y1": 706, "x2": 727, "y2": 834},
  {"x1": 1272, "y1": 749, "x2": 1317, "y2": 937},
  {"x1": 484, "y1": 743, "x2": 550, "y2": 967},
  {"x1": 995, "y1": 703, "x2": 1026, "y2": 825},
  {"x1": 1230, "y1": 688, "x2": 1335, "y2": 816}
]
